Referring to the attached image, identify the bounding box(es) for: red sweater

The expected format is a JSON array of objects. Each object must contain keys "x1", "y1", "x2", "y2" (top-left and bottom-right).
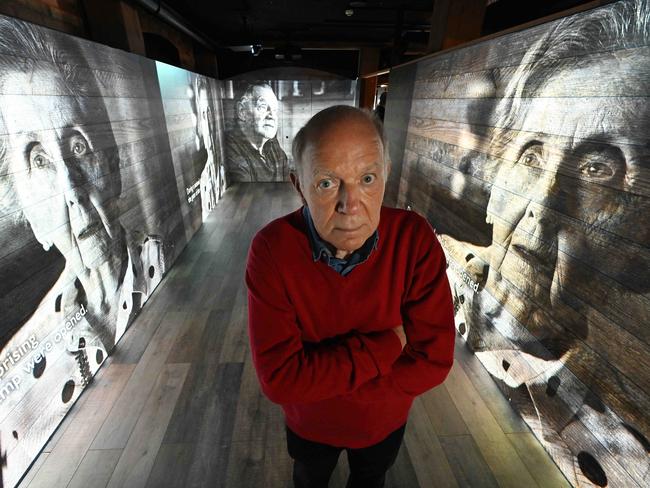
[{"x1": 246, "y1": 205, "x2": 455, "y2": 448}]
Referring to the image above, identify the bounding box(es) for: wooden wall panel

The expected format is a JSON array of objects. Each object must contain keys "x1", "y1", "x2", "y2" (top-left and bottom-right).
[
  {"x1": 0, "y1": 0, "x2": 86, "y2": 38},
  {"x1": 385, "y1": 0, "x2": 650, "y2": 486},
  {"x1": 0, "y1": 14, "x2": 225, "y2": 488},
  {"x1": 384, "y1": 62, "x2": 417, "y2": 207}
]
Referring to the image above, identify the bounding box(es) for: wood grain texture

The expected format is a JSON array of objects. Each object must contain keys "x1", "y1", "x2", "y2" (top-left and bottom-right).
[
  {"x1": 25, "y1": 363, "x2": 134, "y2": 488},
  {"x1": 67, "y1": 449, "x2": 123, "y2": 488},
  {"x1": 89, "y1": 310, "x2": 188, "y2": 450},
  {"x1": 387, "y1": 2, "x2": 650, "y2": 485},
  {"x1": 105, "y1": 363, "x2": 190, "y2": 488}
]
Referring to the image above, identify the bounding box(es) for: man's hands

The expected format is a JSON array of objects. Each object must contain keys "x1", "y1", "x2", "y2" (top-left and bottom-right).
[{"x1": 392, "y1": 325, "x2": 407, "y2": 349}]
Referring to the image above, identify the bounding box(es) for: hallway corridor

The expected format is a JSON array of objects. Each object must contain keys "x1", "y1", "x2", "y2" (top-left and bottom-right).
[{"x1": 17, "y1": 183, "x2": 570, "y2": 488}]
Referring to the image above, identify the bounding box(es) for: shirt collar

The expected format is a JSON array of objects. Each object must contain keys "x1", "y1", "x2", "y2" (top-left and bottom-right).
[{"x1": 302, "y1": 205, "x2": 379, "y2": 263}]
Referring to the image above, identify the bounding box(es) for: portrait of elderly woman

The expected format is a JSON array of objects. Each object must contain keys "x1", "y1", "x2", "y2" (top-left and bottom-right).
[
  {"x1": 442, "y1": 0, "x2": 650, "y2": 486},
  {"x1": 0, "y1": 17, "x2": 165, "y2": 484}
]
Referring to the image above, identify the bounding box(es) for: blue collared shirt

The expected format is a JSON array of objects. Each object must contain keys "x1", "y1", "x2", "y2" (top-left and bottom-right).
[{"x1": 302, "y1": 206, "x2": 379, "y2": 276}]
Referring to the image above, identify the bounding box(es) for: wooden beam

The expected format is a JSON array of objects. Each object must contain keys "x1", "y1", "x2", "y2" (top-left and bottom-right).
[{"x1": 427, "y1": 0, "x2": 486, "y2": 54}]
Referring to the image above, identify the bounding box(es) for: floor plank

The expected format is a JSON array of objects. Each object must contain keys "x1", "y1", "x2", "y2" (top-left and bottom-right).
[
  {"x1": 106, "y1": 363, "x2": 190, "y2": 488},
  {"x1": 420, "y1": 385, "x2": 469, "y2": 437},
  {"x1": 25, "y1": 364, "x2": 134, "y2": 488},
  {"x1": 444, "y1": 361, "x2": 540, "y2": 487},
  {"x1": 67, "y1": 449, "x2": 123, "y2": 488},
  {"x1": 507, "y1": 432, "x2": 572, "y2": 488},
  {"x1": 404, "y1": 397, "x2": 458, "y2": 488},
  {"x1": 90, "y1": 310, "x2": 188, "y2": 451},
  {"x1": 439, "y1": 435, "x2": 499, "y2": 488}
]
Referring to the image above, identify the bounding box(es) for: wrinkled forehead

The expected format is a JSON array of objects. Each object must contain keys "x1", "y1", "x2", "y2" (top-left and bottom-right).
[
  {"x1": 306, "y1": 116, "x2": 384, "y2": 162},
  {"x1": 0, "y1": 65, "x2": 102, "y2": 133},
  {"x1": 2, "y1": 61, "x2": 70, "y2": 94},
  {"x1": 539, "y1": 51, "x2": 650, "y2": 99},
  {"x1": 515, "y1": 52, "x2": 650, "y2": 147},
  {"x1": 251, "y1": 86, "x2": 278, "y2": 104}
]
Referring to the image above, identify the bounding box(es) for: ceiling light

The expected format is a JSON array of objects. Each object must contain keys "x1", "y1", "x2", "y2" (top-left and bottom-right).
[
  {"x1": 345, "y1": 9, "x2": 354, "y2": 16},
  {"x1": 229, "y1": 45, "x2": 254, "y2": 52}
]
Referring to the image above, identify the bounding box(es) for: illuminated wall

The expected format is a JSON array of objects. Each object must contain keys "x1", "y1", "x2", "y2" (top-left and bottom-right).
[
  {"x1": 0, "y1": 16, "x2": 223, "y2": 487},
  {"x1": 385, "y1": 0, "x2": 650, "y2": 486},
  {"x1": 222, "y1": 74, "x2": 357, "y2": 182}
]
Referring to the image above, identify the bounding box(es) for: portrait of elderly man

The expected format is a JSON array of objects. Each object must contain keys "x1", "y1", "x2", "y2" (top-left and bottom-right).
[
  {"x1": 0, "y1": 17, "x2": 164, "y2": 477},
  {"x1": 246, "y1": 106, "x2": 455, "y2": 488},
  {"x1": 447, "y1": 0, "x2": 650, "y2": 485},
  {"x1": 224, "y1": 83, "x2": 288, "y2": 182}
]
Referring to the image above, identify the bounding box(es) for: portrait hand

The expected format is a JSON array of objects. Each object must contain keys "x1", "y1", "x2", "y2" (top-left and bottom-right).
[{"x1": 392, "y1": 325, "x2": 407, "y2": 349}]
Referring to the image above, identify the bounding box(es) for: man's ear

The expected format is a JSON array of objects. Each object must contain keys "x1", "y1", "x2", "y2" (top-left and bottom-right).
[
  {"x1": 236, "y1": 101, "x2": 247, "y2": 122},
  {"x1": 289, "y1": 170, "x2": 307, "y2": 205}
]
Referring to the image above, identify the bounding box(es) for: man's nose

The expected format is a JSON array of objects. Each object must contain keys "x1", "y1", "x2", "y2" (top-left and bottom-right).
[{"x1": 336, "y1": 184, "x2": 360, "y2": 214}]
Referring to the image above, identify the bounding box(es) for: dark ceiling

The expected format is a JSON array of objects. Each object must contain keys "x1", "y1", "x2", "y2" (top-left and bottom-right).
[{"x1": 158, "y1": 0, "x2": 595, "y2": 78}]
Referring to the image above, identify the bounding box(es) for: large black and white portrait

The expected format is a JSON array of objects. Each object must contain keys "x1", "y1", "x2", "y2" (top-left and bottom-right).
[
  {"x1": 223, "y1": 76, "x2": 357, "y2": 183},
  {"x1": 224, "y1": 83, "x2": 288, "y2": 182},
  {"x1": 157, "y1": 62, "x2": 225, "y2": 230},
  {"x1": 389, "y1": 0, "x2": 650, "y2": 486},
  {"x1": 0, "y1": 15, "x2": 222, "y2": 488}
]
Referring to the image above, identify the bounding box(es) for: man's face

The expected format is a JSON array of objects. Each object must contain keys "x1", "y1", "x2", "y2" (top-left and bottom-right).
[
  {"x1": 294, "y1": 116, "x2": 386, "y2": 257},
  {"x1": 3, "y1": 68, "x2": 122, "y2": 270},
  {"x1": 240, "y1": 86, "x2": 279, "y2": 140},
  {"x1": 483, "y1": 54, "x2": 650, "y2": 362}
]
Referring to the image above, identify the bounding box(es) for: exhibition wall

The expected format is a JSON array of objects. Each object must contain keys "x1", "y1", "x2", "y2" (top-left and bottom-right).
[
  {"x1": 384, "y1": 0, "x2": 650, "y2": 486},
  {"x1": 0, "y1": 16, "x2": 224, "y2": 488},
  {"x1": 222, "y1": 72, "x2": 357, "y2": 182}
]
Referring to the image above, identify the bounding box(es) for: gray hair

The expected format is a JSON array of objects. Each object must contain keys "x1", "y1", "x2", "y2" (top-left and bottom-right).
[
  {"x1": 0, "y1": 16, "x2": 112, "y2": 221},
  {"x1": 491, "y1": 0, "x2": 650, "y2": 156},
  {"x1": 291, "y1": 105, "x2": 389, "y2": 180},
  {"x1": 236, "y1": 82, "x2": 275, "y2": 122}
]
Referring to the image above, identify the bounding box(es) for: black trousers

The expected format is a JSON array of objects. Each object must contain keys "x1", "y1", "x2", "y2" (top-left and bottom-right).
[{"x1": 286, "y1": 423, "x2": 406, "y2": 488}]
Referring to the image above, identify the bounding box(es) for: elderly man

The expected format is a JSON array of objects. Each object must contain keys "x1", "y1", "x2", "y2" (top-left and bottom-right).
[
  {"x1": 225, "y1": 83, "x2": 288, "y2": 182},
  {"x1": 246, "y1": 106, "x2": 455, "y2": 488}
]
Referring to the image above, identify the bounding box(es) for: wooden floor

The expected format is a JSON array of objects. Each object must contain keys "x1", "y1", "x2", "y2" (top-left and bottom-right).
[{"x1": 17, "y1": 183, "x2": 570, "y2": 488}]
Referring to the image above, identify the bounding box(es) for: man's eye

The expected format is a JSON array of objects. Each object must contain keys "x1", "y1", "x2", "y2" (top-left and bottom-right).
[
  {"x1": 362, "y1": 174, "x2": 376, "y2": 184},
  {"x1": 581, "y1": 161, "x2": 614, "y2": 179},
  {"x1": 317, "y1": 179, "x2": 334, "y2": 190}
]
